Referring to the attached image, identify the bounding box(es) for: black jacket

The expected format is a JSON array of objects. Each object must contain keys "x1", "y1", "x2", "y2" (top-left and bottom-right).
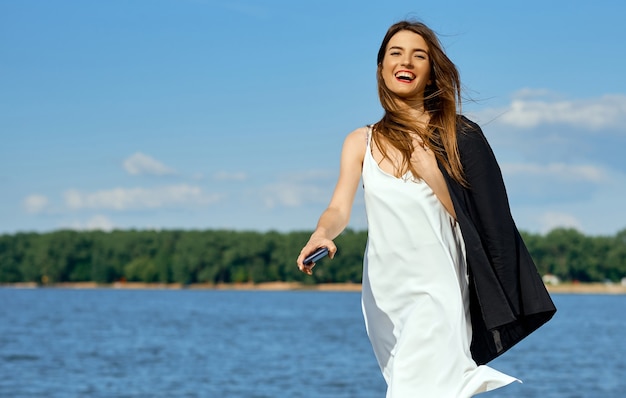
[{"x1": 439, "y1": 116, "x2": 557, "y2": 365}]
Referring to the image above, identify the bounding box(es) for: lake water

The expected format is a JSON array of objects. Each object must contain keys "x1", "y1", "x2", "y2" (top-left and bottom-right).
[{"x1": 0, "y1": 288, "x2": 624, "y2": 397}]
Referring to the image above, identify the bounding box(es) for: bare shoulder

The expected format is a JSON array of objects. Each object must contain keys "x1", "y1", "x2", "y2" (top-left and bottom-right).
[
  {"x1": 342, "y1": 126, "x2": 368, "y2": 158},
  {"x1": 345, "y1": 126, "x2": 369, "y2": 140}
]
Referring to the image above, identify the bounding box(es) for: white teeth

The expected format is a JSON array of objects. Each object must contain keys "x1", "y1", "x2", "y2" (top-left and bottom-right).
[{"x1": 395, "y1": 71, "x2": 415, "y2": 81}]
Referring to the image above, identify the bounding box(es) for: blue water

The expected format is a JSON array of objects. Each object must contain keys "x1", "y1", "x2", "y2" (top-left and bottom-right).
[{"x1": 0, "y1": 289, "x2": 624, "y2": 397}]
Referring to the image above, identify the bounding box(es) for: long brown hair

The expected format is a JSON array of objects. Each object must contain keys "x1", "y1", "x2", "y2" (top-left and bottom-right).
[{"x1": 373, "y1": 20, "x2": 466, "y2": 185}]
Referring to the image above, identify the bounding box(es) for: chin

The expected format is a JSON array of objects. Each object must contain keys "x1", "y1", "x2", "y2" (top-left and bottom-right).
[{"x1": 393, "y1": 91, "x2": 421, "y2": 100}]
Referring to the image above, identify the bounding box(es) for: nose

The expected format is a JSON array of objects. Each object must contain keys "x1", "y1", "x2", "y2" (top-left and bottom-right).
[{"x1": 401, "y1": 54, "x2": 413, "y2": 67}]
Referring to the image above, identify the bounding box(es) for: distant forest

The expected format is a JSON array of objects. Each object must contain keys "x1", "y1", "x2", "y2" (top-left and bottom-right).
[{"x1": 1, "y1": 228, "x2": 625, "y2": 285}]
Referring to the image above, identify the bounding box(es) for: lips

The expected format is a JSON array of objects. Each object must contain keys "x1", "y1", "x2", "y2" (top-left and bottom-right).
[{"x1": 395, "y1": 71, "x2": 416, "y2": 82}]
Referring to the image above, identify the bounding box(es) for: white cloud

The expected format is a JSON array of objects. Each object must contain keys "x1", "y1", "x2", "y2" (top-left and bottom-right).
[
  {"x1": 502, "y1": 162, "x2": 609, "y2": 184},
  {"x1": 66, "y1": 215, "x2": 115, "y2": 231},
  {"x1": 22, "y1": 194, "x2": 49, "y2": 214},
  {"x1": 86, "y1": 215, "x2": 115, "y2": 231},
  {"x1": 262, "y1": 182, "x2": 316, "y2": 208},
  {"x1": 123, "y1": 152, "x2": 176, "y2": 176},
  {"x1": 64, "y1": 184, "x2": 221, "y2": 211},
  {"x1": 260, "y1": 170, "x2": 336, "y2": 208},
  {"x1": 479, "y1": 91, "x2": 626, "y2": 131},
  {"x1": 213, "y1": 171, "x2": 248, "y2": 181},
  {"x1": 508, "y1": 165, "x2": 626, "y2": 235},
  {"x1": 289, "y1": 169, "x2": 337, "y2": 182},
  {"x1": 537, "y1": 212, "x2": 583, "y2": 234}
]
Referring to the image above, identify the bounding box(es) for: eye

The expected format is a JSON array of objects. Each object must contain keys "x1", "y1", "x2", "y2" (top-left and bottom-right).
[
  {"x1": 390, "y1": 51, "x2": 401, "y2": 56},
  {"x1": 414, "y1": 54, "x2": 427, "y2": 60}
]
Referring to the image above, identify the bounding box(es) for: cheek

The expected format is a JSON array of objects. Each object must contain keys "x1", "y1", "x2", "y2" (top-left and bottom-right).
[
  {"x1": 380, "y1": 66, "x2": 394, "y2": 86},
  {"x1": 381, "y1": 73, "x2": 392, "y2": 87}
]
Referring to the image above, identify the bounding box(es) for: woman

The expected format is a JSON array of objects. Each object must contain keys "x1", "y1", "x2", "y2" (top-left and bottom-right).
[{"x1": 296, "y1": 20, "x2": 556, "y2": 397}]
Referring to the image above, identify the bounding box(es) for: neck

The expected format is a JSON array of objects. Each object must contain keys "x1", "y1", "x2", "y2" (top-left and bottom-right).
[
  {"x1": 394, "y1": 97, "x2": 427, "y2": 119},
  {"x1": 399, "y1": 102, "x2": 429, "y2": 126}
]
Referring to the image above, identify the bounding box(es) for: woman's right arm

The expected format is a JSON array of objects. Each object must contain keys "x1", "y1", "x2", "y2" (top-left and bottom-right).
[{"x1": 296, "y1": 127, "x2": 367, "y2": 274}]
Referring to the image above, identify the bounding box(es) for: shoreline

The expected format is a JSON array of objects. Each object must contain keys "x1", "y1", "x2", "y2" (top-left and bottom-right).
[{"x1": 2, "y1": 281, "x2": 626, "y2": 294}]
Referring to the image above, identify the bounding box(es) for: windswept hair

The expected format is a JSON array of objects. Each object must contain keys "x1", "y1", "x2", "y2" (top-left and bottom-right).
[{"x1": 373, "y1": 20, "x2": 466, "y2": 186}]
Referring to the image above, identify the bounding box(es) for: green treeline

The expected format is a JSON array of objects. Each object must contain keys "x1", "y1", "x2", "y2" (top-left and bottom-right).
[{"x1": 1, "y1": 228, "x2": 625, "y2": 285}]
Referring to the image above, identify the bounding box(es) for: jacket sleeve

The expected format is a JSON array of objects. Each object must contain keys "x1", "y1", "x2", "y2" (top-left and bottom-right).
[{"x1": 457, "y1": 117, "x2": 521, "y2": 312}]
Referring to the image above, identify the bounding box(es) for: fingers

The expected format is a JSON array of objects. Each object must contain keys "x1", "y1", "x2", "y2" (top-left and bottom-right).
[
  {"x1": 409, "y1": 146, "x2": 436, "y2": 172},
  {"x1": 297, "y1": 261, "x2": 315, "y2": 275},
  {"x1": 297, "y1": 240, "x2": 336, "y2": 274}
]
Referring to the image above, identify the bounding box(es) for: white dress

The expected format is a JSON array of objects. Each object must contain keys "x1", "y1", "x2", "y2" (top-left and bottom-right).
[{"x1": 361, "y1": 128, "x2": 518, "y2": 397}]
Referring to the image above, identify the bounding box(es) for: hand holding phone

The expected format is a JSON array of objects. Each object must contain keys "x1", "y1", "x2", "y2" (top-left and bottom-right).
[{"x1": 303, "y1": 247, "x2": 329, "y2": 265}]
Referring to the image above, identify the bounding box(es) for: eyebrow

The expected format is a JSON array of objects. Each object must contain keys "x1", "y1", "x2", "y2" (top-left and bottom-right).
[{"x1": 388, "y1": 46, "x2": 429, "y2": 53}]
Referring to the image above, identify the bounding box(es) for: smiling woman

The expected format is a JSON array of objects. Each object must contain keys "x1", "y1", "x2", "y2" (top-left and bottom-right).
[{"x1": 296, "y1": 20, "x2": 556, "y2": 398}]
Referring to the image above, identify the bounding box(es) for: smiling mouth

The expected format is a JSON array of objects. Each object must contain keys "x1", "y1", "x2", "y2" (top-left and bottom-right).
[{"x1": 395, "y1": 71, "x2": 416, "y2": 82}]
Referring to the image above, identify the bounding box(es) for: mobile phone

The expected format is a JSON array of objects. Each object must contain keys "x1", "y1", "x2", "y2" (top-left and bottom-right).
[{"x1": 303, "y1": 247, "x2": 329, "y2": 265}]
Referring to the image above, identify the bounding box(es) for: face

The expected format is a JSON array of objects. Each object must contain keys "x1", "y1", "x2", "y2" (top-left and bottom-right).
[{"x1": 380, "y1": 30, "x2": 431, "y2": 101}]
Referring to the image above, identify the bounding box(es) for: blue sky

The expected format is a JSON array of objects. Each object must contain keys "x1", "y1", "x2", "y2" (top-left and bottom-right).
[{"x1": 2, "y1": 0, "x2": 625, "y2": 236}]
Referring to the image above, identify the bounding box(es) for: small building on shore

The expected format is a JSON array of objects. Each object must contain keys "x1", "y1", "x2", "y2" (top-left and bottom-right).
[{"x1": 542, "y1": 274, "x2": 561, "y2": 286}]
